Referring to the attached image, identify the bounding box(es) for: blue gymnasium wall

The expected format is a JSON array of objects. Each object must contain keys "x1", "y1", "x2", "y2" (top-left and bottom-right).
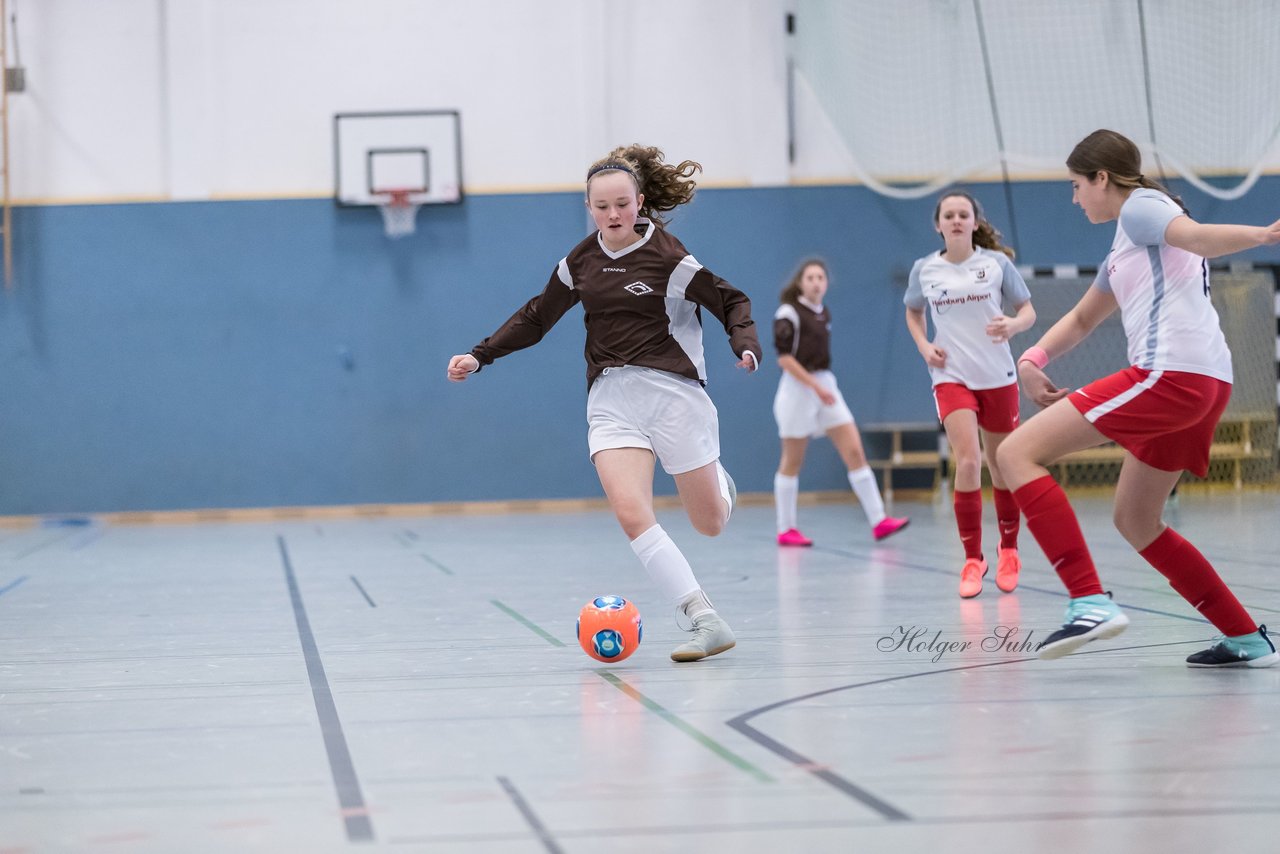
[{"x1": 1, "y1": 178, "x2": 1277, "y2": 515}]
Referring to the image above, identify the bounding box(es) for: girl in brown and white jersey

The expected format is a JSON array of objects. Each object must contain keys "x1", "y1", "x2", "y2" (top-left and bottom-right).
[
  {"x1": 771, "y1": 259, "x2": 909, "y2": 547},
  {"x1": 448, "y1": 144, "x2": 761, "y2": 662}
]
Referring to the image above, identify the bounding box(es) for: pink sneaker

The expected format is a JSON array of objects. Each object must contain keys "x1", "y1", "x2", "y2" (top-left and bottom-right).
[
  {"x1": 958, "y1": 557, "x2": 988, "y2": 599},
  {"x1": 777, "y1": 528, "x2": 813, "y2": 547},
  {"x1": 872, "y1": 516, "x2": 910, "y2": 541},
  {"x1": 996, "y1": 546, "x2": 1021, "y2": 593}
]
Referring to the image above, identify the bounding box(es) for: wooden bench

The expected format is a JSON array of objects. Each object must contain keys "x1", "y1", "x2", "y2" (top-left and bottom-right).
[
  {"x1": 863, "y1": 421, "x2": 946, "y2": 499},
  {"x1": 864, "y1": 414, "x2": 1276, "y2": 495},
  {"x1": 1052, "y1": 413, "x2": 1276, "y2": 488}
]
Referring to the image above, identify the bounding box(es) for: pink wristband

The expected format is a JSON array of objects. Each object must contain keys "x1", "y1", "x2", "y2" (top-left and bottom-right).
[{"x1": 1018, "y1": 346, "x2": 1049, "y2": 370}]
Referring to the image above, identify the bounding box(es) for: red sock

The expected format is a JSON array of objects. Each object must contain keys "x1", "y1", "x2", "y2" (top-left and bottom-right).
[
  {"x1": 1140, "y1": 527, "x2": 1256, "y2": 636},
  {"x1": 992, "y1": 487, "x2": 1020, "y2": 550},
  {"x1": 953, "y1": 489, "x2": 983, "y2": 560},
  {"x1": 1012, "y1": 475, "x2": 1103, "y2": 597}
]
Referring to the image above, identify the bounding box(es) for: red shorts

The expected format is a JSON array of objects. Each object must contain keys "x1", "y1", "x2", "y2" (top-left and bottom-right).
[
  {"x1": 933, "y1": 382, "x2": 1020, "y2": 433},
  {"x1": 1069, "y1": 366, "x2": 1231, "y2": 477}
]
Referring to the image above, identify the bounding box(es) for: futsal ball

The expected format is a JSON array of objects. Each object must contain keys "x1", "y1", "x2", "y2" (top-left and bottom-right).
[{"x1": 577, "y1": 596, "x2": 643, "y2": 663}]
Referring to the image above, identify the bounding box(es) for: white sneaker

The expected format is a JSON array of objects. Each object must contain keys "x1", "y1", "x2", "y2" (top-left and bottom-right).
[
  {"x1": 716, "y1": 462, "x2": 736, "y2": 522},
  {"x1": 671, "y1": 612, "x2": 736, "y2": 662}
]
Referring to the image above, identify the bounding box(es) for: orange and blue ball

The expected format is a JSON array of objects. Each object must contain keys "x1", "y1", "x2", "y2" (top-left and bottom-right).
[{"x1": 577, "y1": 596, "x2": 643, "y2": 662}]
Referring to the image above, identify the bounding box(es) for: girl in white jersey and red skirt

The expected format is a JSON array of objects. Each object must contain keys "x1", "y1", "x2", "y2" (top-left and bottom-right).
[
  {"x1": 447, "y1": 144, "x2": 761, "y2": 663},
  {"x1": 772, "y1": 258, "x2": 909, "y2": 546},
  {"x1": 905, "y1": 191, "x2": 1037, "y2": 598},
  {"x1": 997, "y1": 129, "x2": 1280, "y2": 667}
]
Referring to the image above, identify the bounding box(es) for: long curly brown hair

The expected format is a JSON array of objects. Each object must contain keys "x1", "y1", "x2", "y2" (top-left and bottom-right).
[
  {"x1": 933, "y1": 189, "x2": 1015, "y2": 260},
  {"x1": 586, "y1": 144, "x2": 701, "y2": 226}
]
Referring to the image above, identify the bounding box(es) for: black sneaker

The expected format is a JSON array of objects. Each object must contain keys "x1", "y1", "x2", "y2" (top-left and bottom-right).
[
  {"x1": 1037, "y1": 592, "x2": 1130, "y2": 660},
  {"x1": 1187, "y1": 624, "x2": 1279, "y2": 668}
]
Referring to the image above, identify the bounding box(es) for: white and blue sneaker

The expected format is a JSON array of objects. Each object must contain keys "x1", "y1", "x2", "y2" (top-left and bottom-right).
[
  {"x1": 1187, "y1": 624, "x2": 1279, "y2": 668},
  {"x1": 1037, "y1": 592, "x2": 1130, "y2": 660}
]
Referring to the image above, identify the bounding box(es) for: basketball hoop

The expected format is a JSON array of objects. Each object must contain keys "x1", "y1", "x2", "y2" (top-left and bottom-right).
[{"x1": 375, "y1": 189, "x2": 421, "y2": 238}]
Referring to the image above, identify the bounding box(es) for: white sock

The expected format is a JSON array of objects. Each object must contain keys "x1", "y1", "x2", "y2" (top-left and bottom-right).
[
  {"x1": 716, "y1": 461, "x2": 734, "y2": 523},
  {"x1": 774, "y1": 472, "x2": 799, "y2": 533},
  {"x1": 678, "y1": 589, "x2": 716, "y2": 621},
  {"x1": 630, "y1": 524, "x2": 700, "y2": 609},
  {"x1": 848, "y1": 466, "x2": 886, "y2": 527}
]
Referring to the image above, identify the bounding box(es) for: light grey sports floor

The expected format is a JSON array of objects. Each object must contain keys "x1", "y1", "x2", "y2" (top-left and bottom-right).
[{"x1": 3, "y1": 490, "x2": 1278, "y2": 853}]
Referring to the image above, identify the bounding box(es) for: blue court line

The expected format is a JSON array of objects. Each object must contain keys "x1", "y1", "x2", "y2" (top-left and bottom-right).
[
  {"x1": 0, "y1": 576, "x2": 29, "y2": 597},
  {"x1": 277, "y1": 536, "x2": 374, "y2": 843}
]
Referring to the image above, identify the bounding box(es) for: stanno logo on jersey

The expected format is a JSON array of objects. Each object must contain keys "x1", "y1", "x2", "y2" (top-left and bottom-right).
[
  {"x1": 603, "y1": 267, "x2": 627, "y2": 273},
  {"x1": 624, "y1": 282, "x2": 654, "y2": 296}
]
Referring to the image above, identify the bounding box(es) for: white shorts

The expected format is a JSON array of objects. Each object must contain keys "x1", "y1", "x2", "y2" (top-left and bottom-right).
[
  {"x1": 773, "y1": 370, "x2": 855, "y2": 439},
  {"x1": 587, "y1": 366, "x2": 721, "y2": 475}
]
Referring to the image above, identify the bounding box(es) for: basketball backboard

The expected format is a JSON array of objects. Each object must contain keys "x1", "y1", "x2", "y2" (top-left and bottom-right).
[{"x1": 333, "y1": 110, "x2": 463, "y2": 206}]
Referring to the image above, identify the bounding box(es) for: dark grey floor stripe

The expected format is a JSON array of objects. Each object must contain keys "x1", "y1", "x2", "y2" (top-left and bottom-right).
[
  {"x1": 727, "y1": 641, "x2": 1191, "y2": 820},
  {"x1": 350, "y1": 575, "x2": 377, "y2": 607},
  {"x1": 728, "y1": 659, "x2": 1048, "y2": 821},
  {"x1": 278, "y1": 535, "x2": 374, "y2": 843},
  {"x1": 497, "y1": 775, "x2": 563, "y2": 854}
]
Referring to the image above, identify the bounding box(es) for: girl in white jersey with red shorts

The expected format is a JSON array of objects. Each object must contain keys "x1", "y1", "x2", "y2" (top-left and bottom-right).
[
  {"x1": 448, "y1": 144, "x2": 761, "y2": 663},
  {"x1": 997, "y1": 129, "x2": 1280, "y2": 667},
  {"x1": 772, "y1": 258, "x2": 909, "y2": 546},
  {"x1": 905, "y1": 190, "x2": 1037, "y2": 598}
]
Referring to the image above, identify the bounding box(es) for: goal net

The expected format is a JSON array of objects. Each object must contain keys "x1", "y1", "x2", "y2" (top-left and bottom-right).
[
  {"x1": 1018, "y1": 268, "x2": 1278, "y2": 487},
  {"x1": 791, "y1": 0, "x2": 1280, "y2": 201}
]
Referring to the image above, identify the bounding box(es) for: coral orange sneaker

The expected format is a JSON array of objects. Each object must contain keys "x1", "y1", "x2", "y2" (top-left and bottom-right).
[
  {"x1": 872, "y1": 516, "x2": 910, "y2": 541},
  {"x1": 995, "y1": 547, "x2": 1021, "y2": 593},
  {"x1": 958, "y1": 557, "x2": 987, "y2": 599},
  {"x1": 777, "y1": 528, "x2": 813, "y2": 547}
]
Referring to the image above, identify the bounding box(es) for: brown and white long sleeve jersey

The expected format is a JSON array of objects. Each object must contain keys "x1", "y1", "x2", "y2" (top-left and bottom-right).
[{"x1": 470, "y1": 219, "x2": 761, "y2": 388}]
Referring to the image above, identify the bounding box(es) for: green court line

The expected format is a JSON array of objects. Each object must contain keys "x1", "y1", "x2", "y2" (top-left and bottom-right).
[
  {"x1": 596, "y1": 670, "x2": 774, "y2": 783},
  {"x1": 491, "y1": 599, "x2": 566, "y2": 647},
  {"x1": 420, "y1": 553, "x2": 454, "y2": 575}
]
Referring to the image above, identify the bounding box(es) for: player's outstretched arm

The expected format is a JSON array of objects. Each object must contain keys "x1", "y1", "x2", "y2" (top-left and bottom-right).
[
  {"x1": 447, "y1": 354, "x2": 480, "y2": 382},
  {"x1": 1165, "y1": 215, "x2": 1280, "y2": 259}
]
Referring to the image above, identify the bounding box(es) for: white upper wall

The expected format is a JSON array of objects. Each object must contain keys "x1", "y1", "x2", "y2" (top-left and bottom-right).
[
  {"x1": 9, "y1": 0, "x2": 791, "y2": 203},
  {"x1": 9, "y1": 0, "x2": 1278, "y2": 204}
]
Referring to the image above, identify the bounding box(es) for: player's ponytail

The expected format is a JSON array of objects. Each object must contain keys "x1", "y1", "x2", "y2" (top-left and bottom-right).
[{"x1": 1067, "y1": 129, "x2": 1188, "y2": 215}]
